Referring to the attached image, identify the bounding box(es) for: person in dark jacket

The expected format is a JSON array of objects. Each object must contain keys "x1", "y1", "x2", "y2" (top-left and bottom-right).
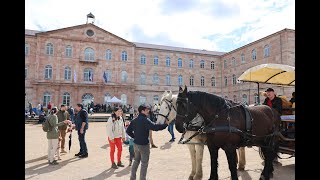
[
  {"x1": 74, "y1": 103, "x2": 89, "y2": 158},
  {"x1": 262, "y1": 88, "x2": 283, "y2": 115},
  {"x1": 126, "y1": 104, "x2": 169, "y2": 180}
]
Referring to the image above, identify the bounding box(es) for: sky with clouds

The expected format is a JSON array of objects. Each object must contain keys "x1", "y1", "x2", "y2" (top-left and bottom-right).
[{"x1": 25, "y1": 0, "x2": 295, "y2": 52}]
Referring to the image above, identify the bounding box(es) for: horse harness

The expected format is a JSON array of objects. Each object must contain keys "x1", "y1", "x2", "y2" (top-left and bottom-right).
[{"x1": 157, "y1": 99, "x2": 177, "y2": 121}]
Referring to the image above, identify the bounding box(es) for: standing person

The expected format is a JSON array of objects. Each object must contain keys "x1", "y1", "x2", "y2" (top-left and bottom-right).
[
  {"x1": 124, "y1": 120, "x2": 135, "y2": 166},
  {"x1": 47, "y1": 102, "x2": 52, "y2": 114},
  {"x1": 106, "y1": 107, "x2": 126, "y2": 169},
  {"x1": 68, "y1": 106, "x2": 75, "y2": 123},
  {"x1": 126, "y1": 104, "x2": 169, "y2": 180},
  {"x1": 56, "y1": 104, "x2": 70, "y2": 154},
  {"x1": 46, "y1": 107, "x2": 70, "y2": 165},
  {"x1": 129, "y1": 106, "x2": 134, "y2": 120},
  {"x1": 289, "y1": 92, "x2": 295, "y2": 104},
  {"x1": 148, "y1": 108, "x2": 158, "y2": 148},
  {"x1": 74, "y1": 103, "x2": 89, "y2": 158},
  {"x1": 28, "y1": 102, "x2": 33, "y2": 116},
  {"x1": 167, "y1": 120, "x2": 176, "y2": 142},
  {"x1": 236, "y1": 147, "x2": 246, "y2": 171}
]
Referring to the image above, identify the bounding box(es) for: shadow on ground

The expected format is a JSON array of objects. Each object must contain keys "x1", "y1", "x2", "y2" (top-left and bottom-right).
[{"x1": 85, "y1": 166, "x2": 131, "y2": 179}]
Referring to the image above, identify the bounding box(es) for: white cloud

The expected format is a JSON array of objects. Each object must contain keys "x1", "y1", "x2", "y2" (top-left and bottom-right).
[{"x1": 25, "y1": 0, "x2": 295, "y2": 52}]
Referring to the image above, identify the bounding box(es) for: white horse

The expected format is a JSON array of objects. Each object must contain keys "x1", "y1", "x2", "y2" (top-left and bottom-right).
[{"x1": 156, "y1": 91, "x2": 207, "y2": 180}]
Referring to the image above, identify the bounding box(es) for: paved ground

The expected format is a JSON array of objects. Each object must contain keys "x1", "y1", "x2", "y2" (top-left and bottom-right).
[{"x1": 25, "y1": 122, "x2": 295, "y2": 180}]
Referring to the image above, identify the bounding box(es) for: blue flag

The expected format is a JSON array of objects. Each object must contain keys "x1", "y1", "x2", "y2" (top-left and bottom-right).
[{"x1": 103, "y1": 71, "x2": 108, "y2": 83}]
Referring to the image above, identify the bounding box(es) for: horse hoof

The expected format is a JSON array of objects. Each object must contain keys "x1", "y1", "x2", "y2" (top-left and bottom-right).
[
  {"x1": 188, "y1": 176, "x2": 193, "y2": 180},
  {"x1": 269, "y1": 172, "x2": 273, "y2": 178},
  {"x1": 194, "y1": 175, "x2": 202, "y2": 180}
]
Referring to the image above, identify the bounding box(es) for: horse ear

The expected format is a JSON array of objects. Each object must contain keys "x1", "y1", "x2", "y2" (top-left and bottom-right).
[
  {"x1": 179, "y1": 86, "x2": 183, "y2": 93},
  {"x1": 168, "y1": 91, "x2": 172, "y2": 99},
  {"x1": 183, "y1": 85, "x2": 188, "y2": 94}
]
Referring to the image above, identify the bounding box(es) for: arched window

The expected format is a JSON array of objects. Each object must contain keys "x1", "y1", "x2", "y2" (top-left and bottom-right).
[
  {"x1": 64, "y1": 67, "x2": 71, "y2": 80},
  {"x1": 43, "y1": 92, "x2": 51, "y2": 107},
  {"x1": 211, "y1": 61, "x2": 215, "y2": 69},
  {"x1": 84, "y1": 68, "x2": 93, "y2": 82},
  {"x1": 178, "y1": 58, "x2": 183, "y2": 68},
  {"x1": 232, "y1": 57, "x2": 236, "y2": 66},
  {"x1": 189, "y1": 59, "x2": 194, "y2": 68},
  {"x1": 224, "y1": 76, "x2": 228, "y2": 86},
  {"x1": 106, "y1": 49, "x2": 112, "y2": 60},
  {"x1": 140, "y1": 73, "x2": 146, "y2": 85},
  {"x1": 153, "y1": 73, "x2": 159, "y2": 85},
  {"x1": 166, "y1": 74, "x2": 171, "y2": 85},
  {"x1": 139, "y1": 95, "x2": 147, "y2": 105},
  {"x1": 121, "y1": 71, "x2": 128, "y2": 83},
  {"x1": 44, "y1": 65, "x2": 52, "y2": 79},
  {"x1": 104, "y1": 70, "x2": 112, "y2": 83},
  {"x1": 252, "y1": 49, "x2": 257, "y2": 60},
  {"x1": 154, "y1": 56, "x2": 158, "y2": 65},
  {"x1": 242, "y1": 94, "x2": 248, "y2": 105},
  {"x1": 153, "y1": 95, "x2": 159, "y2": 105},
  {"x1": 264, "y1": 45, "x2": 270, "y2": 57},
  {"x1": 211, "y1": 77, "x2": 216, "y2": 87},
  {"x1": 62, "y1": 92, "x2": 71, "y2": 106},
  {"x1": 46, "y1": 43, "x2": 53, "y2": 55},
  {"x1": 140, "y1": 55, "x2": 146, "y2": 64},
  {"x1": 104, "y1": 93, "x2": 111, "y2": 104},
  {"x1": 82, "y1": 93, "x2": 94, "y2": 104},
  {"x1": 121, "y1": 94, "x2": 127, "y2": 105},
  {"x1": 166, "y1": 57, "x2": 171, "y2": 67},
  {"x1": 200, "y1": 76, "x2": 205, "y2": 86},
  {"x1": 190, "y1": 76, "x2": 194, "y2": 86},
  {"x1": 66, "y1": 45, "x2": 72, "y2": 57},
  {"x1": 121, "y1": 51, "x2": 128, "y2": 61},
  {"x1": 224, "y1": 60, "x2": 227, "y2": 68},
  {"x1": 200, "y1": 60, "x2": 205, "y2": 69},
  {"x1": 25, "y1": 43, "x2": 29, "y2": 56},
  {"x1": 233, "y1": 95, "x2": 237, "y2": 102},
  {"x1": 241, "y1": 53, "x2": 245, "y2": 63},
  {"x1": 84, "y1": 47, "x2": 94, "y2": 61},
  {"x1": 178, "y1": 75, "x2": 183, "y2": 86},
  {"x1": 232, "y1": 74, "x2": 237, "y2": 85}
]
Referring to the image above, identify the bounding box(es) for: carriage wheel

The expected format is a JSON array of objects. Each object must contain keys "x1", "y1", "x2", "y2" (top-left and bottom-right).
[{"x1": 258, "y1": 147, "x2": 265, "y2": 160}]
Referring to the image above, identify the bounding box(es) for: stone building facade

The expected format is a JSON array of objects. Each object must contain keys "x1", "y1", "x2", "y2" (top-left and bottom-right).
[{"x1": 25, "y1": 23, "x2": 295, "y2": 110}]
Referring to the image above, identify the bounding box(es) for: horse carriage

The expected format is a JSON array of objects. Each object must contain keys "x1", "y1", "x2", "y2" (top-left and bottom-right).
[{"x1": 237, "y1": 63, "x2": 295, "y2": 160}]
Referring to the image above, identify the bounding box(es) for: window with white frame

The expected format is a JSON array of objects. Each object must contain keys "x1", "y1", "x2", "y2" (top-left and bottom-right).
[
  {"x1": 25, "y1": 43, "x2": 29, "y2": 56},
  {"x1": 139, "y1": 95, "x2": 147, "y2": 105},
  {"x1": 43, "y1": 92, "x2": 51, "y2": 107},
  {"x1": 62, "y1": 92, "x2": 71, "y2": 106},
  {"x1": 178, "y1": 75, "x2": 183, "y2": 86},
  {"x1": 232, "y1": 57, "x2": 236, "y2": 66},
  {"x1": 82, "y1": 93, "x2": 94, "y2": 103},
  {"x1": 154, "y1": 56, "x2": 158, "y2": 65},
  {"x1": 224, "y1": 76, "x2": 228, "y2": 86},
  {"x1": 166, "y1": 74, "x2": 171, "y2": 85},
  {"x1": 211, "y1": 61, "x2": 215, "y2": 69},
  {"x1": 44, "y1": 65, "x2": 52, "y2": 79},
  {"x1": 166, "y1": 57, "x2": 171, "y2": 67},
  {"x1": 252, "y1": 49, "x2": 257, "y2": 60},
  {"x1": 153, "y1": 95, "x2": 159, "y2": 105},
  {"x1": 178, "y1": 58, "x2": 183, "y2": 68},
  {"x1": 264, "y1": 45, "x2": 270, "y2": 57},
  {"x1": 233, "y1": 95, "x2": 237, "y2": 102},
  {"x1": 106, "y1": 49, "x2": 112, "y2": 60},
  {"x1": 242, "y1": 94, "x2": 248, "y2": 105},
  {"x1": 105, "y1": 70, "x2": 112, "y2": 82},
  {"x1": 84, "y1": 47, "x2": 94, "y2": 61},
  {"x1": 121, "y1": 51, "x2": 128, "y2": 61},
  {"x1": 25, "y1": 67, "x2": 28, "y2": 79},
  {"x1": 224, "y1": 60, "x2": 227, "y2": 68},
  {"x1": 211, "y1": 77, "x2": 216, "y2": 87},
  {"x1": 254, "y1": 93, "x2": 259, "y2": 104},
  {"x1": 189, "y1": 59, "x2": 194, "y2": 68},
  {"x1": 153, "y1": 73, "x2": 159, "y2": 85},
  {"x1": 64, "y1": 67, "x2": 71, "y2": 80},
  {"x1": 141, "y1": 55, "x2": 146, "y2": 64},
  {"x1": 66, "y1": 45, "x2": 72, "y2": 57},
  {"x1": 46, "y1": 43, "x2": 54, "y2": 55},
  {"x1": 84, "y1": 68, "x2": 93, "y2": 82},
  {"x1": 232, "y1": 74, "x2": 237, "y2": 85},
  {"x1": 241, "y1": 54, "x2": 245, "y2": 63},
  {"x1": 200, "y1": 60, "x2": 205, "y2": 69},
  {"x1": 140, "y1": 73, "x2": 146, "y2": 85},
  {"x1": 200, "y1": 76, "x2": 205, "y2": 86},
  {"x1": 104, "y1": 93, "x2": 111, "y2": 104},
  {"x1": 190, "y1": 76, "x2": 194, "y2": 86},
  {"x1": 121, "y1": 94, "x2": 127, "y2": 105},
  {"x1": 121, "y1": 71, "x2": 128, "y2": 83}
]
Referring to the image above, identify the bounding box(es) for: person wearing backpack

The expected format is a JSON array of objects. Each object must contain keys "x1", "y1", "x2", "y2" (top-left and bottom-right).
[{"x1": 46, "y1": 107, "x2": 71, "y2": 165}]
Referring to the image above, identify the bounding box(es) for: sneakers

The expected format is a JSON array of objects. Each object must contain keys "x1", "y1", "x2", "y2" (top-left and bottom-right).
[
  {"x1": 117, "y1": 161, "x2": 125, "y2": 167},
  {"x1": 151, "y1": 144, "x2": 158, "y2": 148},
  {"x1": 111, "y1": 163, "x2": 118, "y2": 169},
  {"x1": 169, "y1": 139, "x2": 175, "y2": 142},
  {"x1": 49, "y1": 160, "x2": 59, "y2": 165},
  {"x1": 60, "y1": 149, "x2": 67, "y2": 153},
  {"x1": 75, "y1": 152, "x2": 82, "y2": 156},
  {"x1": 79, "y1": 153, "x2": 88, "y2": 158}
]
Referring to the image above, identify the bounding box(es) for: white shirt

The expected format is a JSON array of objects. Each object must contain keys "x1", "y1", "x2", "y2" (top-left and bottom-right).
[{"x1": 106, "y1": 116, "x2": 125, "y2": 140}]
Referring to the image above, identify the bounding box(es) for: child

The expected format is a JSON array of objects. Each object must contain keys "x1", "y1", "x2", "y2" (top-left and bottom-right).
[{"x1": 124, "y1": 120, "x2": 134, "y2": 166}]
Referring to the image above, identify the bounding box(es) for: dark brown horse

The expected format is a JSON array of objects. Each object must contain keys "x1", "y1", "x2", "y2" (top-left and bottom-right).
[{"x1": 175, "y1": 86, "x2": 281, "y2": 180}]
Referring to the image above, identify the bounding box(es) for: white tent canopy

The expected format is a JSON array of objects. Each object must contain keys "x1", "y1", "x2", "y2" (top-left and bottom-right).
[{"x1": 107, "y1": 96, "x2": 122, "y2": 103}]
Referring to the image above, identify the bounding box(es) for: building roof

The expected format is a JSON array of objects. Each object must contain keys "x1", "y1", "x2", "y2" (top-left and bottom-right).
[
  {"x1": 25, "y1": 29, "x2": 42, "y2": 36},
  {"x1": 133, "y1": 42, "x2": 225, "y2": 56}
]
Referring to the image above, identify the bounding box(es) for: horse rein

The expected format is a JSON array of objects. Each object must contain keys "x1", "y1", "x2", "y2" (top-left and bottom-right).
[{"x1": 157, "y1": 99, "x2": 177, "y2": 122}]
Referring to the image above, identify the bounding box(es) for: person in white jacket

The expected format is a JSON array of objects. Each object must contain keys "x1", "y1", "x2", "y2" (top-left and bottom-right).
[{"x1": 106, "y1": 107, "x2": 126, "y2": 169}]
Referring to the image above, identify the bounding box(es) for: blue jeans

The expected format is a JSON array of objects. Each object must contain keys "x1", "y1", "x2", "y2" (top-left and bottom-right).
[
  {"x1": 130, "y1": 144, "x2": 150, "y2": 180},
  {"x1": 129, "y1": 145, "x2": 134, "y2": 161},
  {"x1": 78, "y1": 130, "x2": 88, "y2": 154},
  {"x1": 168, "y1": 121, "x2": 175, "y2": 140}
]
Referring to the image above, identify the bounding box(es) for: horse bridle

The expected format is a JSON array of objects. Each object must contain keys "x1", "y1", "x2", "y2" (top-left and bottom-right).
[
  {"x1": 176, "y1": 96, "x2": 193, "y2": 124},
  {"x1": 157, "y1": 99, "x2": 177, "y2": 121}
]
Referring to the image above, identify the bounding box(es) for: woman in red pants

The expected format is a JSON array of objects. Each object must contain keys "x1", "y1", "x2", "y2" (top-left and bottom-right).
[{"x1": 106, "y1": 107, "x2": 126, "y2": 169}]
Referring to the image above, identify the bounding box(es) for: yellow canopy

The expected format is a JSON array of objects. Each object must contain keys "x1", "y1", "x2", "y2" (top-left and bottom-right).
[{"x1": 237, "y1": 63, "x2": 295, "y2": 86}]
